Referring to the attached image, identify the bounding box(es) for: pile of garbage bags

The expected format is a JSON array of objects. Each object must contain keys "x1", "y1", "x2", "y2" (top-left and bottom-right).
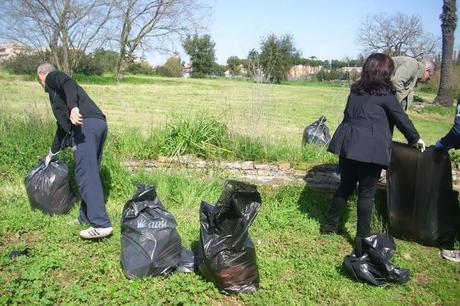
[
  {"x1": 386, "y1": 142, "x2": 459, "y2": 247},
  {"x1": 120, "y1": 180, "x2": 262, "y2": 294},
  {"x1": 342, "y1": 234, "x2": 410, "y2": 286},
  {"x1": 24, "y1": 160, "x2": 75, "y2": 215}
]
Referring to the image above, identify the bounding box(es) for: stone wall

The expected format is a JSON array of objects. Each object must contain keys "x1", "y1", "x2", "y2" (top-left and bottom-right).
[{"x1": 124, "y1": 155, "x2": 460, "y2": 191}]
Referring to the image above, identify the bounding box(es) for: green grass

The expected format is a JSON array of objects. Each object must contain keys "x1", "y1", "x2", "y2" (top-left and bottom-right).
[
  {"x1": 161, "y1": 113, "x2": 232, "y2": 158},
  {"x1": 1, "y1": 69, "x2": 450, "y2": 147},
  {"x1": 1, "y1": 70, "x2": 459, "y2": 305},
  {"x1": 417, "y1": 105, "x2": 457, "y2": 117},
  {"x1": 0, "y1": 103, "x2": 336, "y2": 166},
  {"x1": 1, "y1": 170, "x2": 459, "y2": 305}
]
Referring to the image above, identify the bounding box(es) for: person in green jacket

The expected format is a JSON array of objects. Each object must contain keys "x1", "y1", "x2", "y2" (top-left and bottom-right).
[{"x1": 391, "y1": 56, "x2": 436, "y2": 111}]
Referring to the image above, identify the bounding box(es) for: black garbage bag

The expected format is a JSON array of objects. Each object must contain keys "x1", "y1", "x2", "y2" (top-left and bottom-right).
[
  {"x1": 342, "y1": 234, "x2": 409, "y2": 286},
  {"x1": 121, "y1": 183, "x2": 192, "y2": 279},
  {"x1": 302, "y1": 115, "x2": 331, "y2": 146},
  {"x1": 343, "y1": 254, "x2": 385, "y2": 286},
  {"x1": 386, "y1": 142, "x2": 459, "y2": 247},
  {"x1": 24, "y1": 160, "x2": 75, "y2": 215},
  {"x1": 198, "y1": 180, "x2": 261, "y2": 293}
]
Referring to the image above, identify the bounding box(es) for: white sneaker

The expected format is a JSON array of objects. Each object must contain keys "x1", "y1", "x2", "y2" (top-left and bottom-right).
[
  {"x1": 79, "y1": 227, "x2": 113, "y2": 239},
  {"x1": 441, "y1": 249, "x2": 460, "y2": 263}
]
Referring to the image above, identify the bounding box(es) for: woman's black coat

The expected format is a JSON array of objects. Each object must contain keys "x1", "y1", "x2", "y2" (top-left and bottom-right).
[{"x1": 328, "y1": 92, "x2": 420, "y2": 167}]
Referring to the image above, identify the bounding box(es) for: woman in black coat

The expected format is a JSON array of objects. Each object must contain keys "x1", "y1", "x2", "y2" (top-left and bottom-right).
[{"x1": 322, "y1": 53, "x2": 425, "y2": 254}]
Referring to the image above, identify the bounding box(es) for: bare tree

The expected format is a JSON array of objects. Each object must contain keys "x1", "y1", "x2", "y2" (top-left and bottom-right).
[
  {"x1": 435, "y1": 0, "x2": 457, "y2": 106},
  {"x1": 356, "y1": 13, "x2": 438, "y2": 58},
  {"x1": 112, "y1": 0, "x2": 206, "y2": 80},
  {"x1": 0, "y1": 0, "x2": 113, "y2": 75}
]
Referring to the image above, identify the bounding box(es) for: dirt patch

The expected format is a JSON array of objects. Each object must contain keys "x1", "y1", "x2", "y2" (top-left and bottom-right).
[
  {"x1": 48, "y1": 269, "x2": 76, "y2": 290},
  {"x1": 415, "y1": 272, "x2": 431, "y2": 286},
  {"x1": 281, "y1": 270, "x2": 297, "y2": 283},
  {"x1": 0, "y1": 231, "x2": 40, "y2": 248},
  {"x1": 215, "y1": 295, "x2": 244, "y2": 306}
]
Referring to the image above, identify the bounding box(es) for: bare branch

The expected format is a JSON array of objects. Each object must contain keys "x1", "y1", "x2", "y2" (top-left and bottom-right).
[
  {"x1": 0, "y1": 0, "x2": 116, "y2": 75},
  {"x1": 356, "y1": 13, "x2": 438, "y2": 58},
  {"x1": 112, "y1": 0, "x2": 209, "y2": 79}
]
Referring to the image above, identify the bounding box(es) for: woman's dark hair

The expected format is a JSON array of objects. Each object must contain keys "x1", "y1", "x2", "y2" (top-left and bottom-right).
[{"x1": 351, "y1": 53, "x2": 395, "y2": 95}]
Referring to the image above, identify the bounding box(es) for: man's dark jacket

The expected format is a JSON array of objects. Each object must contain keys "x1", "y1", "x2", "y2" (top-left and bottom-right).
[
  {"x1": 440, "y1": 98, "x2": 460, "y2": 149},
  {"x1": 45, "y1": 71, "x2": 105, "y2": 153},
  {"x1": 328, "y1": 92, "x2": 420, "y2": 167}
]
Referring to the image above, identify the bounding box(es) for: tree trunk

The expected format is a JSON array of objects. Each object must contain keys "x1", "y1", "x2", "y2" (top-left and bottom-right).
[
  {"x1": 115, "y1": 1, "x2": 133, "y2": 81},
  {"x1": 62, "y1": 31, "x2": 72, "y2": 76},
  {"x1": 435, "y1": 0, "x2": 457, "y2": 106}
]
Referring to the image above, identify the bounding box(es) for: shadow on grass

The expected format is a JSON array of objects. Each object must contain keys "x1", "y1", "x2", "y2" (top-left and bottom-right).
[
  {"x1": 297, "y1": 163, "x2": 354, "y2": 245},
  {"x1": 101, "y1": 165, "x2": 112, "y2": 201}
]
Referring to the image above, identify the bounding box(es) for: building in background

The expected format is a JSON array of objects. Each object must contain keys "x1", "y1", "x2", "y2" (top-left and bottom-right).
[{"x1": 0, "y1": 42, "x2": 27, "y2": 62}]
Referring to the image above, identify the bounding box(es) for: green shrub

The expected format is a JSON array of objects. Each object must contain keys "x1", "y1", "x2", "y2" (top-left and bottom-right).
[
  {"x1": 3, "y1": 51, "x2": 52, "y2": 75},
  {"x1": 91, "y1": 49, "x2": 119, "y2": 73},
  {"x1": 74, "y1": 54, "x2": 104, "y2": 76},
  {"x1": 233, "y1": 135, "x2": 264, "y2": 160},
  {"x1": 156, "y1": 56, "x2": 183, "y2": 78},
  {"x1": 127, "y1": 61, "x2": 155, "y2": 75},
  {"x1": 161, "y1": 114, "x2": 232, "y2": 158}
]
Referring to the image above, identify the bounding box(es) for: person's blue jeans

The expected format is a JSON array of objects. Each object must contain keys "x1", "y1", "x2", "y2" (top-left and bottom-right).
[{"x1": 72, "y1": 118, "x2": 111, "y2": 228}]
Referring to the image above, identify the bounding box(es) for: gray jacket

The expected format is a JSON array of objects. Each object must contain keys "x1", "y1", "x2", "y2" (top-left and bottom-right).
[{"x1": 391, "y1": 56, "x2": 425, "y2": 106}]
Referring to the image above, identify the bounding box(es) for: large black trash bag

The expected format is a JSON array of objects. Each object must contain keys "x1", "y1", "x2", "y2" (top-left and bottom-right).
[
  {"x1": 386, "y1": 142, "x2": 459, "y2": 247},
  {"x1": 302, "y1": 115, "x2": 331, "y2": 146},
  {"x1": 24, "y1": 160, "x2": 75, "y2": 215},
  {"x1": 121, "y1": 183, "x2": 191, "y2": 279},
  {"x1": 198, "y1": 180, "x2": 262, "y2": 293},
  {"x1": 342, "y1": 234, "x2": 409, "y2": 286}
]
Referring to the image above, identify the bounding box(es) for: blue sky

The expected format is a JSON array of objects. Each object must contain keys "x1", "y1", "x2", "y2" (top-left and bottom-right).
[{"x1": 148, "y1": 0, "x2": 458, "y2": 65}]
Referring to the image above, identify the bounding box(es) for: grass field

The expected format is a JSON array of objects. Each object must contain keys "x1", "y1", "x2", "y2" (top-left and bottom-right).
[
  {"x1": 0, "y1": 71, "x2": 459, "y2": 305},
  {"x1": 0, "y1": 71, "x2": 452, "y2": 145}
]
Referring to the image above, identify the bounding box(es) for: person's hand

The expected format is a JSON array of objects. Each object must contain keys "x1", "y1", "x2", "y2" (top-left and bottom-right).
[
  {"x1": 434, "y1": 140, "x2": 446, "y2": 150},
  {"x1": 44, "y1": 150, "x2": 58, "y2": 166},
  {"x1": 70, "y1": 107, "x2": 83, "y2": 125},
  {"x1": 413, "y1": 138, "x2": 426, "y2": 152}
]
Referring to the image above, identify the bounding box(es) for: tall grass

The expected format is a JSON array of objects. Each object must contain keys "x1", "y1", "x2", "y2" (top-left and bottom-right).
[
  {"x1": 0, "y1": 107, "x2": 337, "y2": 175},
  {"x1": 161, "y1": 113, "x2": 232, "y2": 159},
  {"x1": 0, "y1": 111, "x2": 54, "y2": 180}
]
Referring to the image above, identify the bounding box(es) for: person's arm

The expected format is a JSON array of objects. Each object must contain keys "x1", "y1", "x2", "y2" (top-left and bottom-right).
[
  {"x1": 438, "y1": 101, "x2": 460, "y2": 149},
  {"x1": 50, "y1": 123, "x2": 68, "y2": 154},
  {"x1": 45, "y1": 123, "x2": 67, "y2": 166},
  {"x1": 383, "y1": 95, "x2": 421, "y2": 145}
]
